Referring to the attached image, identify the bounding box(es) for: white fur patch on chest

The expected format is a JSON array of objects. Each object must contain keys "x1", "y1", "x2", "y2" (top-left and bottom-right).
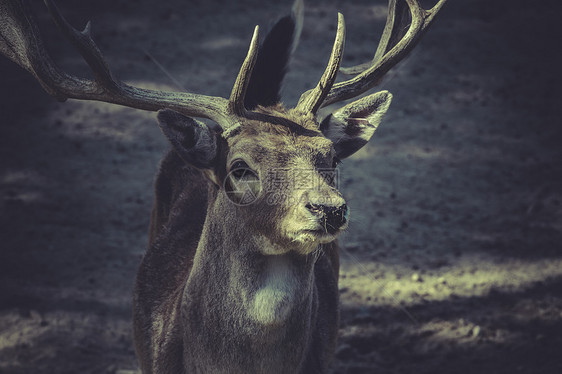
[{"x1": 250, "y1": 255, "x2": 298, "y2": 326}]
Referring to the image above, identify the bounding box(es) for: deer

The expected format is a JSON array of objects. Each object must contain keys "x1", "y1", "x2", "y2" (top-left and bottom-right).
[{"x1": 0, "y1": 0, "x2": 447, "y2": 372}]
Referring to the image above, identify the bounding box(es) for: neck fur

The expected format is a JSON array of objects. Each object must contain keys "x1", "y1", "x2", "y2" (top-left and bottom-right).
[{"x1": 180, "y1": 195, "x2": 319, "y2": 373}]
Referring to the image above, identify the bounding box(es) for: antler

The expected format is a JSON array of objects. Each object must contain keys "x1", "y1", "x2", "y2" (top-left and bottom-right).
[
  {"x1": 1, "y1": 0, "x2": 447, "y2": 130},
  {"x1": 295, "y1": 12, "x2": 345, "y2": 115},
  {"x1": 0, "y1": 0, "x2": 259, "y2": 131},
  {"x1": 298, "y1": 0, "x2": 447, "y2": 111}
]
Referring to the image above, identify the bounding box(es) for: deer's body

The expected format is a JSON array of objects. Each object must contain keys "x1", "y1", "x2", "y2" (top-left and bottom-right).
[
  {"x1": 134, "y1": 109, "x2": 340, "y2": 373},
  {"x1": 0, "y1": 0, "x2": 447, "y2": 372}
]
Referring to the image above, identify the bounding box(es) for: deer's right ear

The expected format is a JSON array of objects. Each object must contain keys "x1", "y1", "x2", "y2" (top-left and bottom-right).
[
  {"x1": 320, "y1": 91, "x2": 392, "y2": 159},
  {"x1": 157, "y1": 109, "x2": 218, "y2": 169}
]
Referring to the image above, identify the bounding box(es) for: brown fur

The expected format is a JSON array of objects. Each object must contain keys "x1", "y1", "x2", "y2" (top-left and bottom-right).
[{"x1": 133, "y1": 106, "x2": 343, "y2": 373}]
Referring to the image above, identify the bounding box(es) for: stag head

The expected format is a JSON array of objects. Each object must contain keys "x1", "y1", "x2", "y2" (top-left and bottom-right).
[
  {"x1": 152, "y1": 5, "x2": 402, "y2": 255},
  {"x1": 0, "y1": 0, "x2": 447, "y2": 256}
]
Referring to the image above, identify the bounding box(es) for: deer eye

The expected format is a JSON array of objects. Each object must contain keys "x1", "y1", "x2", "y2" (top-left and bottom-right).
[{"x1": 230, "y1": 160, "x2": 257, "y2": 180}]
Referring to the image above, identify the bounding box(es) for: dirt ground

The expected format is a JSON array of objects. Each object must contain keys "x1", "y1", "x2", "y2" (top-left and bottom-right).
[{"x1": 1, "y1": 0, "x2": 561, "y2": 373}]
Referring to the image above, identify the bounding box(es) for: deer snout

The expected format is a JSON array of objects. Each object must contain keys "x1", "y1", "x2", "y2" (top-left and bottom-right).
[{"x1": 305, "y1": 196, "x2": 349, "y2": 234}]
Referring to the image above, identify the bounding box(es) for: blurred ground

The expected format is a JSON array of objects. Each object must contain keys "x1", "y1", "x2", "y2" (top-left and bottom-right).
[{"x1": 1, "y1": 0, "x2": 561, "y2": 373}]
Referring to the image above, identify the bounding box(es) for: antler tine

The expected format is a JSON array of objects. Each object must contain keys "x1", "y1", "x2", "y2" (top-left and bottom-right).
[
  {"x1": 0, "y1": 0, "x2": 77, "y2": 101},
  {"x1": 339, "y1": 0, "x2": 408, "y2": 76},
  {"x1": 43, "y1": 0, "x2": 118, "y2": 91},
  {"x1": 229, "y1": 26, "x2": 260, "y2": 117},
  {"x1": 0, "y1": 0, "x2": 234, "y2": 127},
  {"x1": 296, "y1": 12, "x2": 345, "y2": 115},
  {"x1": 321, "y1": 0, "x2": 448, "y2": 107}
]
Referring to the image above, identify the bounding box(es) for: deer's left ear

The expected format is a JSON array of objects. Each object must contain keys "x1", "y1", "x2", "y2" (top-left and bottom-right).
[
  {"x1": 320, "y1": 91, "x2": 392, "y2": 159},
  {"x1": 157, "y1": 109, "x2": 218, "y2": 169}
]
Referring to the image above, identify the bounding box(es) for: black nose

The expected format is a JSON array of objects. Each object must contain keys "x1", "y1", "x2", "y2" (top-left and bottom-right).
[{"x1": 306, "y1": 203, "x2": 348, "y2": 234}]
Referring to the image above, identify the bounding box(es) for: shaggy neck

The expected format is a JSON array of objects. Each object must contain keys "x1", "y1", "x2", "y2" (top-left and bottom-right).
[{"x1": 181, "y1": 194, "x2": 319, "y2": 373}]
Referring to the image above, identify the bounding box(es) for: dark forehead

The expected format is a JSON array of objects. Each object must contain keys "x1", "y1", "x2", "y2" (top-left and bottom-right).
[
  {"x1": 230, "y1": 130, "x2": 333, "y2": 162},
  {"x1": 227, "y1": 107, "x2": 334, "y2": 163}
]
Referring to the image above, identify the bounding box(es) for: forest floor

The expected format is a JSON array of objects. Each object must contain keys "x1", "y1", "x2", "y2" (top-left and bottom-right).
[{"x1": 1, "y1": 0, "x2": 561, "y2": 373}]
